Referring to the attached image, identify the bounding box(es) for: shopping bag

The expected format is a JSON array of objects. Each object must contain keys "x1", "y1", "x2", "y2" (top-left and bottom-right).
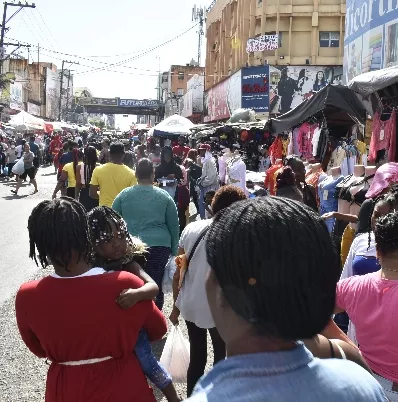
[
  {"x1": 162, "y1": 256, "x2": 177, "y2": 294},
  {"x1": 160, "y1": 325, "x2": 190, "y2": 383},
  {"x1": 12, "y1": 158, "x2": 25, "y2": 175}
]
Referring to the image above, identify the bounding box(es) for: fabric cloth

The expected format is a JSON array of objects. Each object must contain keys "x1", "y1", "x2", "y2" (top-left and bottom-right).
[
  {"x1": 264, "y1": 163, "x2": 282, "y2": 195},
  {"x1": 90, "y1": 163, "x2": 137, "y2": 207},
  {"x1": 15, "y1": 270, "x2": 166, "y2": 402},
  {"x1": 218, "y1": 154, "x2": 229, "y2": 183},
  {"x1": 337, "y1": 272, "x2": 398, "y2": 383},
  {"x1": 145, "y1": 246, "x2": 171, "y2": 310},
  {"x1": 185, "y1": 321, "x2": 225, "y2": 397},
  {"x1": 268, "y1": 136, "x2": 283, "y2": 163},
  {"x1": 352, "y1": 255, "x2": 380, "y2": 276},
  {"x1": 62, "y1": 162, "x2": 80, "y2": 188},
  {"x1": 373, "y1": 373, "x2": 398, "y2": 402},
  {"x1": 366, "y1": 162, "x2": 398, "y2": 199},
  {"x1": 319, "y1": 175, "x2": 345, "y2": 232},
  {"x1": 369, "y1": 111, "x2": 396, "y2": 163},
  {"x1": 340, "y1": 225, "x2": 356, "y2": 266},
  {"x1": 226, "y1": 157, "x2": 247, "y2": 195},
  {"x1": 297, "y1": 122, "x2": 317, "y2": 160},
  {"x1": 177, "y1": 220, "x2": 214, "y2": 329},
  {"x1": 185, "y1": 343, "x2": 386, "y2": 402},
  {"x1": 305, "y1": 167, "x2": 327, "y2": 207},
  {"x1": 172, "y1": 145, "x2": 190, "y2": 160},
  {"x1": 112, "y1": 185, "x2": 179, "y2": 255}
]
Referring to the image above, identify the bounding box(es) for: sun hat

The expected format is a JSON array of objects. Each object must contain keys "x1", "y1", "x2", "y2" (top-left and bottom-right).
[{"x1": 366, "y1": 162, "x2": 398, "y2": 199}]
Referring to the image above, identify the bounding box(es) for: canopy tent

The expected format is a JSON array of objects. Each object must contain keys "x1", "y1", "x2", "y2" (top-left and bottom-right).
[
  {"x1": 348, "y1": 66, "x2": 398, "y2": 116},
  {"x1": 148, "y1": 114, "x2": 194, "y2": 137},
  {"x1": 9, "y1": 110, "x2": 45, "y2": 131},
  {"x1": 269, "y1": 85, "x2": 367, "y2": 135}
]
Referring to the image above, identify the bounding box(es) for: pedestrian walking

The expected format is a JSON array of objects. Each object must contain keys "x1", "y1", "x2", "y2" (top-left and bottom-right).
[
  {"x1": 113, "y1": 158, "x2": 179, "y2": 310},
  {"x1": 11, "y1": 143, "x2": 38, "y2": 195}
]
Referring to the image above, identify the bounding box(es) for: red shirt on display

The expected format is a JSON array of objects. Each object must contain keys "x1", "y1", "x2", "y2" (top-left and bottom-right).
[
  {"x1": 265, "y1": 163, "x2": 283, "y2": 195},
  {"x1": 15, "y1": 271, "x2": 166, "y2": 402},
  {"x1": 173, "y1": 145, "x2": 191, "y2": 160}
]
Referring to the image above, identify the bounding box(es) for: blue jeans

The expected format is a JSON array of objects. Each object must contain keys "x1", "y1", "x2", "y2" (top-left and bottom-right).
[{"x1": 135, "y1": 329, "x2": 172, "y2": 389}]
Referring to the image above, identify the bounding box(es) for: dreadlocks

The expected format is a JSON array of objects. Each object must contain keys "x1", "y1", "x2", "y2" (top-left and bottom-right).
[
  {"x1": 83, "y1": 146, "x2": 98, "y2": 185},
  {"x1": 206, "y1": 197, "x2": 340, "y2": 340},
  {"x1": 28, "y1": 198, "x2": 92, "y2": 269}
]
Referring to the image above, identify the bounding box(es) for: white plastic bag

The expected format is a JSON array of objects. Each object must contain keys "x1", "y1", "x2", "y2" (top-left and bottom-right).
[
  {"x1": 12, "y1": 158, "x2": 25, "y2": 175},
  {"x1": 162, "y1": 256, "x2": 177, "y2": 294},
  {"x1": 160, "y1": 325, "x2": 190, "y2": 383}
]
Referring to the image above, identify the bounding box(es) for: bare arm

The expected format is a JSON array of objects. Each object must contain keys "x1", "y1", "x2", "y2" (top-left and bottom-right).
[
  {"x1": 52, "y1": 171, "x2": 68, "y2": 199},
  {"x1": 116, "y1": 261, "x2": 159, "y2": 309},
  {"x1": 169, "y1": 247, "x2": 184, "y2": 325},
  {"x1": 322, "y1": 211, "x2": 358, "y2": 223}
]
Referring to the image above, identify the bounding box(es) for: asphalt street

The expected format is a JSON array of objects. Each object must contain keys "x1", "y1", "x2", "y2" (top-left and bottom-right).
[{"x1": 0, "y1": 166, "x2": 208, "y2": 402}]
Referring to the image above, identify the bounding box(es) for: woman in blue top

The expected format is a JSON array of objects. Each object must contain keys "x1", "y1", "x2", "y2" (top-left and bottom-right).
[{"x1": 113, "y1": 158, "x2": 179, "y2": 310}]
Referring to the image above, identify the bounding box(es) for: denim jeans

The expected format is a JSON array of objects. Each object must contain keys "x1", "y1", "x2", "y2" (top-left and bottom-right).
[{"x1": 135, "y1": 329, "x2": 171, "y2": 390}]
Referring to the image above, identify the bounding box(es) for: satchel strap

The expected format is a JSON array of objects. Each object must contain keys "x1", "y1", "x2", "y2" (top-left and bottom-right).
[{"x1": 187, "y1": 226, "x2": 210, "y2": 267}]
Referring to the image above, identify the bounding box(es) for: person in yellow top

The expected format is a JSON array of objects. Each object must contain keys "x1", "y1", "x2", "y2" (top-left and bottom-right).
[
  {"x1": 52, "y1": 149, "x2": 83, "y2": 199},
  {"x1": 89, "y1": 142, "x2": 137, "y2": 207}
]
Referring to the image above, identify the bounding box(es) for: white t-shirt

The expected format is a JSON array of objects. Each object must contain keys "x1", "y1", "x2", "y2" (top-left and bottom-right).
[
  {"x1": 176, "y1": 219, "x2": 215, "y2": 329},
  {"x1": 16, "y1": 144, "x2": 23, "y2": 158}
]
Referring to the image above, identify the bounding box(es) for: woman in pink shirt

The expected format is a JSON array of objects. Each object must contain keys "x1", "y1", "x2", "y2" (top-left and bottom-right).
[{"x1": 336, "y1": 210, "x2": 398, "y2": 401}]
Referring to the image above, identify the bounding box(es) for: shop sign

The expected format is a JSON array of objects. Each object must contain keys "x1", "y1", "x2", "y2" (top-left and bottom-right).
[
  {"x1": 27, "y1": 102, "x2": 41, "y2": 116},
  {"x1": 241, "y1": 66, "x2": 270, "y2": 112},
  {"x1": 118, "y1": 99, "x2": 160, "y2": 108},
  {"x1": 9, "y1": 82, "x2": 24, "y2": 111},
  {"x1": 246, "y1": 35, "x2": 279, "y2": 53},
  {"x1": 344, "y1": 0, "x2": 398, "y2": 83}
]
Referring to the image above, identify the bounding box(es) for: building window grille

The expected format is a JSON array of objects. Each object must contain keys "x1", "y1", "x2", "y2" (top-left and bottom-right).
[{"x1": 319, "y1": 32, "x2": 340, "y2": 48}]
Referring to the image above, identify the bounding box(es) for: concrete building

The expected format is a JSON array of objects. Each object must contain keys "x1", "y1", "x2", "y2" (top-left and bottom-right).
[
  {"x1": 204, "y1": 0, "x2": 345, "y2": 120},
  {"x1": 161, "y1": 61, "x2": 205, "y2": 117}
]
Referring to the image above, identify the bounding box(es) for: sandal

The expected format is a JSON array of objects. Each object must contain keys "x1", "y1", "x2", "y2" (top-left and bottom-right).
[{"x1": 11, "y1": 190, "x2": 17, "y2": 195}]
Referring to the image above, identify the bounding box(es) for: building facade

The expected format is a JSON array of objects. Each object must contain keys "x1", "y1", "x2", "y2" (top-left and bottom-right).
[
  {"x1": 178, "y1": 74, "x2": 205, "y2": 123},
  {"x1": 204, "y1": 0, "x2": 345, "y2": 120},
  {"x1": 161, "y1": 62, "x2": 205, "y2": 118}
]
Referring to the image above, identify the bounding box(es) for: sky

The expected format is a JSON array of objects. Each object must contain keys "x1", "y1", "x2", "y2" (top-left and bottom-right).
[{"x1": 5, "y1": 0, "x2": 207, "y2": 101}]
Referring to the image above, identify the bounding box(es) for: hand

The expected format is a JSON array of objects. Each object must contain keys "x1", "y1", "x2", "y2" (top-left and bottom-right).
[
  {"x1": 169, "y1": 307, "x2": 180, "y2": 326},
  {"x1": 321, "y1": 212, "x2": 335, "y2": 220},
  {"x1": 116, "y1": 289, "x2": 142, "y2": 309}
]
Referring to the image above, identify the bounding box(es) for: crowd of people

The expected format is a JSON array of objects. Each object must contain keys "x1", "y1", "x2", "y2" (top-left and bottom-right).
[{"x1": 10, "y1": 127, "x2": 398, "y2": 401}]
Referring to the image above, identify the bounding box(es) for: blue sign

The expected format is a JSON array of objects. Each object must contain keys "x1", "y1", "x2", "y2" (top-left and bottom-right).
[
  {"x1": 241, "y1": 66, "x2": 270, "y2": 112},
  {"x1": 344, "y1": 0, "x2": 398, "y2": 83},
  {"x1": 118, "y1": 99, "x2": 161, "y2": 108}
]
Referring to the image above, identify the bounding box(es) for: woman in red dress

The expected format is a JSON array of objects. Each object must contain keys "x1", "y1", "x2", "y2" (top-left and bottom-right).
[{"x1": 15, "y1": 197, "x2": 167, "y2": 402}]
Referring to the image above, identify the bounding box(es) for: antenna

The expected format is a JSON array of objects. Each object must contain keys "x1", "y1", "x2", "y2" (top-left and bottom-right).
[{"x1": 192, "y1": 5, "x2": 206, "y2": 66}]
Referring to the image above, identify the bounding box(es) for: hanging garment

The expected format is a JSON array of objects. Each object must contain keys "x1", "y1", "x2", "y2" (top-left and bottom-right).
[
  {"x1": 369, "y1": 111, "x2": 397, "y2": 163},
  {"x1": 281, "y1": 138, "x2": 290, "y2": 157},
  {"x1": 269, "y1": 137, "x2": 283, "y2": 164},
  {"x1": 227, "y1": 157, "x2": 248, "y2": 195},
  {"x1": 306, "y1": 167, "x2": 327, "y2": 207},
  {"x1": 287, "y1": 131, "x2": 294, "y2": 155},
  {"x1": 264, "y1": 163, "x2": 283, "y2": 195},
  {"x1": 292, "y1": 128, "x2": 301, "y2": 155},
  {"x1": 297, "y1": 123, "x2": 318, "y2": 160},
  {"x1": 318, "y1": 175, "x2": 345, "y2": 232}
]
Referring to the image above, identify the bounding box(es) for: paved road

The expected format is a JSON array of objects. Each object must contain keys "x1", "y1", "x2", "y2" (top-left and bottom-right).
[{"x1": 0, "y1": 166, "x2": 56, "y2": 305}]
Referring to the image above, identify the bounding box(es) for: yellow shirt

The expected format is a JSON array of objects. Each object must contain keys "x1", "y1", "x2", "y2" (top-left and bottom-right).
[
  {"x1": 90, "y1": 162, "x2": 137, "y2": 207},
  {"x1": 62, "y1": 162, "x2": 80, "y2": 188}
]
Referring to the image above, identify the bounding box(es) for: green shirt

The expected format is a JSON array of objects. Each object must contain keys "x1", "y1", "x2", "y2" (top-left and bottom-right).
[{"x1": 112, "y1": 185, "x2": 180, "y2": 255}]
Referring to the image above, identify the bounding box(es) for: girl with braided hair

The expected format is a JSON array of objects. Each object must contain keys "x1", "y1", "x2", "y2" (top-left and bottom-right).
[
  {"x1": 336, "y1": 210, "x2": 398, "y2": 400},
  {"x1": 16, "y1": 197, "x2": 167, "y2": 402},
  {"x1": 185, "y1": 197, "x2": 386, "y2": 402},
  {"x1": 87, "y1": 206, "x2": 180, "y2": 402}
]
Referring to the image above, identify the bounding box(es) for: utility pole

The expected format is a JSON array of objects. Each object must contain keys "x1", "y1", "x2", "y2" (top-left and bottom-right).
[
  {"x1": 192, "y1": 5, "x2": 206, "y2": 66},
  {"x1": 58, "y1": 60, "x2": 79, "y2": 121},
  {"x1": 37, "y1": 43, "x2": 40, "y2": 104},
  {"x1": 0, "y1": 2, "x2": 36, "y2": 74}
]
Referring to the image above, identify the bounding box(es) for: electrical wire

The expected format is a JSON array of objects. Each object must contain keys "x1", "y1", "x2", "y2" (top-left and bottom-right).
[
  {"x1": 37, "y1": 9, "x2": 63, "y2": 51},
  {"x1": 30, "y1": 10, "x2": 59, "y2": 51}
]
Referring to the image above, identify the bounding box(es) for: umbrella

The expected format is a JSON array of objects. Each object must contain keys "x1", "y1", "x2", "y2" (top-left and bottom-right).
[
  {"x1": 9, "y1": 110, "x2": 45, "y2": 131},
  {"x1": 151, "y1": 114, "x2": 194, "y2": 137}
]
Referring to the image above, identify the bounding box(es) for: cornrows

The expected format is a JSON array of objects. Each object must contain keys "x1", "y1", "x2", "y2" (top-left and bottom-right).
[{"x1": 28, "y1": 198, "x2": 93, "y2": 270}]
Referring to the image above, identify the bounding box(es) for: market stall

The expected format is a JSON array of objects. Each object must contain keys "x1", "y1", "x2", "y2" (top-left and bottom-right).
[{"x1": 9, "y1": 110, "x2": 45, "y2": 132}]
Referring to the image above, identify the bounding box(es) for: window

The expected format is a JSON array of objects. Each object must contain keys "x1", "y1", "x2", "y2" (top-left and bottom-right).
[
  {"x1": 178, "y1": 72, "x2": 185, "y2": 80},
  {"x1": 177, "y1": 88, "x2": 184, "y2": 96},
  {"x1": 319, "y1": 32, "x2": 340, "y2": 48}
]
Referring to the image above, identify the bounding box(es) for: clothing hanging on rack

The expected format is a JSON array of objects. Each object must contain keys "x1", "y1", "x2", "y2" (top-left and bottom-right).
[
  {"x1": 264, "y1": 162, "x2": 283, "y2": 195},
  {"x1": 319, "y1": 175, "x2": 345, "y2": 232},
  {"x1": 306, "y1": 167, "x2": 327, "y2": 207},
  {"x1": 227, "y1": 155, "x2": 248, "y2": 195},
  {"x1": 369, "y1": 110, "x2": 396, "y2": 163},
  {"x1": 297, "y1": 122, "x2": 318, "y2": 160}
]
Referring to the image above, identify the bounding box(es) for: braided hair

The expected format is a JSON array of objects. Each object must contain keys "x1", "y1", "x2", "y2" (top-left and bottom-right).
[
  {"x1": 83, "y1": 146, "x2": 98, "y2": 185},
  {"x1": 374, "y1": 212, "x2": 398, "y2": 256},
  {"x1": 367, "y1": 190, "x2": 398, "y2": 250},
  {"x1": 28, "y1": 198, "x2": 92, "y2": 269},
  {"x1": 205, "y1": 197, "x2": 339, "y2": 340}
]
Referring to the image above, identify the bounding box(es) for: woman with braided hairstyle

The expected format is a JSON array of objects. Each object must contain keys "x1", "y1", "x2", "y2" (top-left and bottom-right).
[
  {"x1": 15, "y1": 198, "x2": 166, "y2": 402},
  {"x1": 185, "y1": 197, "x2": 386, "y2": 402},
  {"x1": 336, "y1": 210, "x2": 398, "y2": 401}
]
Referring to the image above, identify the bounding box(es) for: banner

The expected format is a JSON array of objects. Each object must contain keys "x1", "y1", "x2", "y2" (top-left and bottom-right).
[
  {"x1": 246, "y1": 35, "x2": 279, "y2": 53},
  {"x1": 241, "y1": 66, "x2": 270, "y2": 112},
  {"x1": 343, "y1": 0, "x2": 398, "y2": 83},
  {"x1": 118, "y1": 99, "x2": 160, "y2": 108},
  {"x1": 9, "y1": 82, "x2": 23, "y2": 111},
  {"x1": 46, "y1": 68, "x2": 60, "y2": 119},
  {"x1": 79, "y1": 97, "x2": 118, "y2": 106},
  {"x1": 27, "y1": 102, "x2": 41, "y2": 116},
  {"x1": 268, "y1": 65, "x2": 343, "y2": 114}
]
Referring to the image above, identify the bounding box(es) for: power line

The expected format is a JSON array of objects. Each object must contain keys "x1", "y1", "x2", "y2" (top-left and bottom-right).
[
  {"x1": 29, "y1": 9, "x2": 58, "y2": 51},
  {"x1": 36, "y1": 9, "x2": 62, "y2": 51}
]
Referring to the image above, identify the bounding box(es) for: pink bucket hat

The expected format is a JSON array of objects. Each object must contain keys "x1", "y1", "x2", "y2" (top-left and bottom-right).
[{"x1": 366, "y1": 162, "x2": 398, "y2": 199}]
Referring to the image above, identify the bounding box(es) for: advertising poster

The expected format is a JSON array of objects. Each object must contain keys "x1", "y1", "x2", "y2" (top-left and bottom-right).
[
  {"x1": 241, "y1": 66, "x2": 270, "y2": 112},
  {"x1": 268, "y1": 66, "x2": 343, "y2": 114},
  {"x1": 9, "y1": 82, "x2": 23, "y2": 111},
  {"x1": 343, "y1": 0, "x2": 398, "y2": 83},
  {"x1": 46, "y1": 68, "x2": 60, "y2": 120},
  {"x1": 204, "y1": 70, "x2": 242, "y2": 122}
]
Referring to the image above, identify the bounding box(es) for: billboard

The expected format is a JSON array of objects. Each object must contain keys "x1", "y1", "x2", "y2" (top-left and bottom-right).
[
  {"x1": 344, "y1": 0, "x2": 398, "y2": 83},
  {"x1": 79, "y1": 97, "x2": 117, "y2": 106},
  {"x1": 268, "y1": 66, "x2": 343, "y2": 114},
  {"x1": 241, "y1": 66, "x2": 270, "y2": 112},
  {"x1": 204, "y1": 69, "x2": 242, "y2": 122},
  {"x1": 46, "y1": 68, "x2": 60, "y2": 119},
  {"x1": 118, "y1": 99, "x2": 160, "y2": 108},
  {"x1": 181, "y1": 74, "x2": 204, "y2": 118}
]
